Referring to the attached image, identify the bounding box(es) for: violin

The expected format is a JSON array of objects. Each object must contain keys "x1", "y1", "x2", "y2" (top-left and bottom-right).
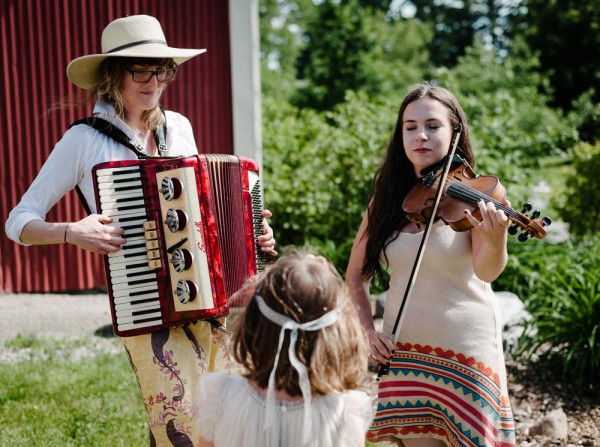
[{"x1": 402, "y1": 155, "x2": 552, "y2": 241}]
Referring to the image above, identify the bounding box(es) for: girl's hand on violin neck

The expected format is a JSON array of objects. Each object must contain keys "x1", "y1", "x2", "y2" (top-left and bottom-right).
[
  {"x1": 66, "y1": 214, "x2": 127, "y2": 255},
  {"x1": 368, "y1": 329, "x2": 394, "y2": 365},
  {"x1": 464, "y1": 200, "x2": 510, "y2": 244}
]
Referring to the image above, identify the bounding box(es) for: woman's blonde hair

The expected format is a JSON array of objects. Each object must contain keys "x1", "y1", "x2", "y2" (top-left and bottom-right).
[
  {"x1": 91, "y1": 57, "x2": 176, "y2": 130},
  {"x1": 230, "y1": 248, "x2": 370, "y2": 397}
]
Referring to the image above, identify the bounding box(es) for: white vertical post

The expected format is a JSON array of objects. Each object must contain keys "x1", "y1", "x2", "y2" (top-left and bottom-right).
[{"x1": 229, "y1": 0, "x2": 263, "y2": 167}]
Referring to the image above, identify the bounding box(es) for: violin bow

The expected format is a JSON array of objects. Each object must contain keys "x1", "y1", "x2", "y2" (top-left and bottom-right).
[{"x1": 378, "y1": 123, "x2": 463, "y2": 378}]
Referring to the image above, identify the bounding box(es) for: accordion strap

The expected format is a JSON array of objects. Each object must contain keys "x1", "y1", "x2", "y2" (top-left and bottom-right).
[
  {"x1": 69, "y1": 114, "x2": 169, "y2": 213},
  {"x1": 70, "y1": 116, "x2": 169, "y2": 159}
]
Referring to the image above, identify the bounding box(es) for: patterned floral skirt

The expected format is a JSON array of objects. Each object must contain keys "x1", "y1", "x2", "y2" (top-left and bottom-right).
[
  {"x1": 120, "y1": 321, "x2": 231, "y2": 447},
  {"x1": 367, "y1": 343, "x2": 516, "y2": 447}
]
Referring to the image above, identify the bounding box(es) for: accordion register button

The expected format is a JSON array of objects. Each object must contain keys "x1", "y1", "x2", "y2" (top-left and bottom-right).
[
  {"x1": 148, "y1": 259, "x2": 162, "y2": 269},
  {"x1": 143, "y1": 221, "x2": 157, "y2": 230},
  {"x1": 175, "y1": 280, "x2": 197, "y2": 304},
  {"x1": 146, "y1": 240, "x2": 160, "y2": 250},
  {"x1": 144, "y1": 230, "x2": 158, "y2": 240},
  {"x1": 165, "y1": 208, "x2": 188, "y2": 232},
  {"x1": 170, "y1": 248, "x2": 193, "y2": 272},
  {"x1": 160, "y1": 177, "x2": 183, "y2": 201},
  {"x1": 148, "y1": 249, "x2": 161, "y2": 260}
]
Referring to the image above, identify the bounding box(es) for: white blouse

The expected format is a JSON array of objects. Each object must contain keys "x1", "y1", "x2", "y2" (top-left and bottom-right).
[
  {"x1": 196, "y1": 372, "x2": 373, "y2": 447},
  {"x1": 5, "y1": 98, "x2": 198, "y2": 244}
]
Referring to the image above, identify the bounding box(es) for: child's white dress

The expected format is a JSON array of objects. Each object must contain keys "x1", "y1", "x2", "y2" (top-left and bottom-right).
[{"x1": 196, "y1": 372, "x2": 373, "y2": 446}]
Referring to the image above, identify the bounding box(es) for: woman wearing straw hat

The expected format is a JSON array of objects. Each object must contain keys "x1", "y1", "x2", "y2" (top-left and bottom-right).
[{"x1": 5, "y1": 14, "x2": 277, "y2": 446}]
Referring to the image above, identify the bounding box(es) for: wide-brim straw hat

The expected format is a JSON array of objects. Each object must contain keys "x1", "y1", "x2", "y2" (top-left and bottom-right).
[{"x1": 67, "y1": 14, "x2": 206, "y2": 90}]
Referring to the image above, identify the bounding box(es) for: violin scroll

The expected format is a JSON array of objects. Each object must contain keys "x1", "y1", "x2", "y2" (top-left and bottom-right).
[{"x1": 507, "y1": 203, "x2": 552, "y2": 242}]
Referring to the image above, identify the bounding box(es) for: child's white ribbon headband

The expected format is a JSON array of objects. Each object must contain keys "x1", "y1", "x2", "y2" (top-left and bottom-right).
[{"x1": 254, "y1": 293, "x2": 340, "y2": 446}]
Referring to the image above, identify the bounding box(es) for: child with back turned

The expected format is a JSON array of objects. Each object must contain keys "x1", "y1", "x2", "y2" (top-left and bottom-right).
[{"x1": 196, "y1": 249, "x2": 373, "y2": 447}]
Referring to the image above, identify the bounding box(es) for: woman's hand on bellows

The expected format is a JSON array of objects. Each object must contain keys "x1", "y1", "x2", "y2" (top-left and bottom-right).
[
  {"x1": 368, "y1": 328, "x2": 394, "y2": 366},
  {"x1": 258, "y1": 209, "x2": 278, "y2": 256},
  {"x1": 67, "y1": 214, "x2": 126, "y2": 255}
]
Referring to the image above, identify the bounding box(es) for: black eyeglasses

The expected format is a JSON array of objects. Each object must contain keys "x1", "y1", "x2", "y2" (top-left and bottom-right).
[{"x1": 126, "y1": 67, "x2": 177, "y2": 83}]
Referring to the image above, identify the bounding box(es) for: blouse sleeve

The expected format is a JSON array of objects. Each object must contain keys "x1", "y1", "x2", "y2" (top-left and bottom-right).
[
  {"x1": 4, "y1": 126, "x2": 91, "y2": 245},
  {"x1": 340, "y1": 390, "x2": 374, "y2": 447},
  {"x1": 196, "y1": 372, "x2": 230, "y2": 442}
]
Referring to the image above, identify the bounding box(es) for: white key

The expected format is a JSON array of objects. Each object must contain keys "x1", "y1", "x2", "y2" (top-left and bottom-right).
[
  {"x1": 114, "y1": 292, "x2": 160, "y2": 307},
  {"x1": 116, "y1": 303, "x2": 161, "y2": 318},
  {"x1": 98, "y1": 179, "x2": 142, "y2": 190},
  {"x1": 109, "y1": 264, "x2": 153, "y2": 279},
  {"x1": 108, "y1": 213, "x2": 147, "y2": 224},
  {"x1": 100, "y1": 189, "x2": 143, "y2": 203},
  {"x1": 108, "y1": 254, "x2": 148, "y2": 267},
  {"x1": 112, "y1": 273, "x2": 157, "y2": 289},
  {"x1": 117, "y1": 311, "x2": 163, "y2": 325},
  {"x1": 100, "y1": 199, "x2": 145, "y2": 211},
  {"x1": 112, "y1": 283, "x2": 158, "y2": 299},
  {"x1": 96, "y1": 168, "x2": 141, "y2": 180},
  {"x1": 117, "y1": 318, "x2": 163, "y2": 332}
]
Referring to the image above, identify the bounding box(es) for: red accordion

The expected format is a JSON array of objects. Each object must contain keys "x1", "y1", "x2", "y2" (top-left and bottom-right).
[{"x1": 92, "y1": 154, "x2": 266, "y2": 337}]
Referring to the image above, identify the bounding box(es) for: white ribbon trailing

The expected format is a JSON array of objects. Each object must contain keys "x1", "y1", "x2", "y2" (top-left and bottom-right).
[{"x1": 254, "y1": 293, "x2": 340, "y2": 446}]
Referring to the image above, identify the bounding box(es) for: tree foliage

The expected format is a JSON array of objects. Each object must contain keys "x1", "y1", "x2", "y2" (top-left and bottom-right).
[
  {"x1": 259, "y1": 0, "x2": 316, "y2": 100},
  {"x1": 513, "y1": 0, "x2": 600, "y2": 112},
  {"x1": 394, "y1": 0, "x2": 600, "y2": 142},
  {"x1": 295, "y1": 0, "x2": 373, "y2": 109},
  {"x1": 396, "y1": 0, "x2": 523, "y2": 67},
  {"x1": 294, "y1": 0, "x2": 431, "y2": 110}
]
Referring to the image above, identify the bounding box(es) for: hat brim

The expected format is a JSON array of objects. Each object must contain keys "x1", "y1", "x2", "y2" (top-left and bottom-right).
[{"x1": 67, "y1": 44, "x2": 206, "y2": 90}]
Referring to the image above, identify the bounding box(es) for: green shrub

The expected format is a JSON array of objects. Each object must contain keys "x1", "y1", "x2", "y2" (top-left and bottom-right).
[
  {"x1": 496, "y1": 236, "x2": 600, "y2": 390},
  {"x1": 262, "y1": 92, "x2": 393, "y2": 272},
  {"x1": 552, "y1": 142, "x2": 600, "y2": 236}
]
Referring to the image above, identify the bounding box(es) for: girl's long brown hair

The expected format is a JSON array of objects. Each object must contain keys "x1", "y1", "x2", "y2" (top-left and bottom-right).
[
  {"x1": 361, "y1": 83, "x2": 475, "y2": 286},
  {"x1": 231, "y1": 249, "x2": 369, "y2": 397}
]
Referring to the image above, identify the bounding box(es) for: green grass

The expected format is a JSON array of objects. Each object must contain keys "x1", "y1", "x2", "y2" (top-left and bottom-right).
[
  {"x1": 0, "y1": 336, "x2": 386, "y2": 446},
  {"x1": 0, "y1": 337, "x2": 148, "y2": 447}
]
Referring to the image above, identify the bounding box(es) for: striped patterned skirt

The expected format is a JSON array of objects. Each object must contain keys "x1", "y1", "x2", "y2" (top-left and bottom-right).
[{"x1": 367, "y1": 343, "x2": 516, "y2": 447}]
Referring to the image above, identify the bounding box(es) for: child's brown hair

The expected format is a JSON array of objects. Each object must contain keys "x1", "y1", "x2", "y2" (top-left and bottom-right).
[{"x1": 230, "y1": 248, "x2": 370, "y2": 397}]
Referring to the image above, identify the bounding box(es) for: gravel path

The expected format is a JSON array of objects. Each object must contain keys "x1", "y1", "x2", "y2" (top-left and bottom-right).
[{"x1": 0, "y1": 292, "x2": 112, "y2": 343}]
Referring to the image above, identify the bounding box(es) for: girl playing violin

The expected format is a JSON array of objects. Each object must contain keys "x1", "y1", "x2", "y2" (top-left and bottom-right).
[{"x1": 346, "y1": 82, "x2": 516, "y2": 446}]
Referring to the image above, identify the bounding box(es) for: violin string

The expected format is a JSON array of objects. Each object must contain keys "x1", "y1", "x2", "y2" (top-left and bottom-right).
[{"x1": 443, "y1": 179, "x2": 525, "y2": 223}]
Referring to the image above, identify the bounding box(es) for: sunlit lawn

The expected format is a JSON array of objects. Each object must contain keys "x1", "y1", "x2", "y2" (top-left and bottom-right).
[
  {"x1": 0, "y1": 336, "x2": 385, "y2": 446},
  {"x1": 0, "y1": 337, "x2": 148, "y2": 447}
]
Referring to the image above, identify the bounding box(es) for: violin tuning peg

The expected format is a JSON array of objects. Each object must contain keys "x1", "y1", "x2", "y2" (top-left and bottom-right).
[
  {"x1": 508, "y1": 224, "x2": 518, "y2": 235},
  {"x1": 521, "y1": 203, "x2": 532, "y2": 214},
  {"x1": 542, "y1": 216, "x2": 552, "y2": 227},
  {"x1": 518, "y1": 232, "x2": 529, "y2": 242},
  {"x1": 531, "y1": 210, "x2": 541, "y2": 219}
]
